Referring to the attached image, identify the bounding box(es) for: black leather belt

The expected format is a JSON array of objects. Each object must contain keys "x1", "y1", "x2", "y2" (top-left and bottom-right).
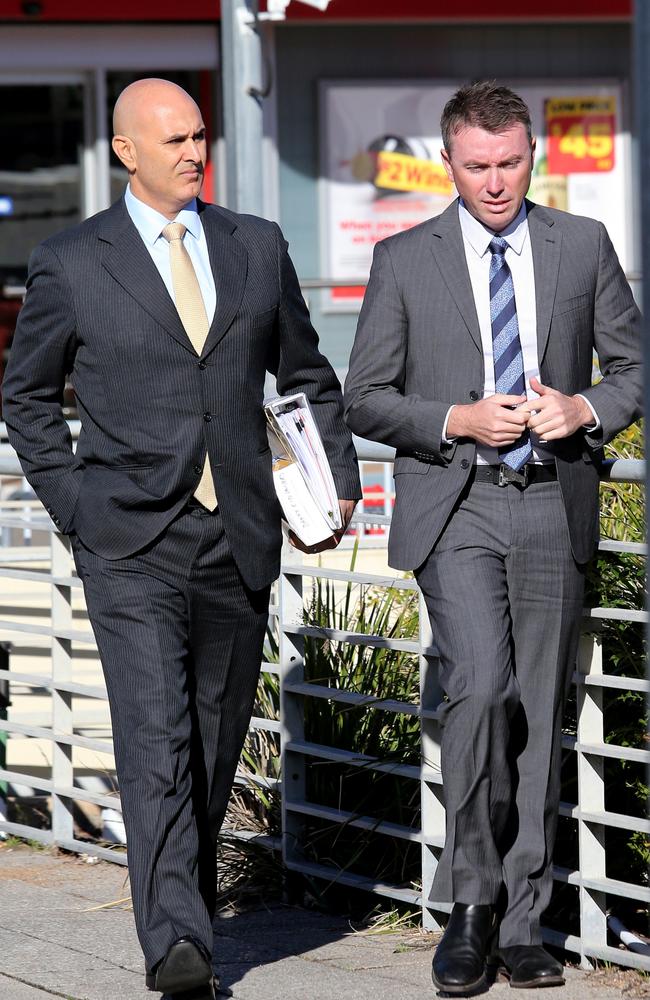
[{"x1": 471, "y1": 463, "x2": 558, "y2": 488}]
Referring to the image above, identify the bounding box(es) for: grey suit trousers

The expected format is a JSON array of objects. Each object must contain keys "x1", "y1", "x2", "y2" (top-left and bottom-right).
[
  {"x1": 72, "y1": 506, "x2": 270, "y2": 971},
  {"x1": 415, "y1": 476, "x2": 584, "y2": 947}
]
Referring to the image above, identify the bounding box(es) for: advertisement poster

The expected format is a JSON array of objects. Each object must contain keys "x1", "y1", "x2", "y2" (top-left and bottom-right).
[{"x1": 320, "y1": 81, "x2": 627, "y2": 312}]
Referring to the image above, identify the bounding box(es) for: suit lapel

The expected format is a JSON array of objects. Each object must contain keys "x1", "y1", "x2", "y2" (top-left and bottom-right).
[
  {"x1": 98, "y1": 200, "x2": 195, "y2": 354},
  {"x1": 199, "y1": 203, "x2": 248, "y2": 360},
  {"x1": 527, "y1": 201, "x2": 562, "y2": 368},
  {"x1": 430, "y1": 200, "x2": 482, "y2": 353}
]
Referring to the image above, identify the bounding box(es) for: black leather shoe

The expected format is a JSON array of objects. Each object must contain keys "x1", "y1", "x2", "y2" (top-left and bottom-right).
[
  {"x1": 432, "y1": 903, "x2": 494, "y2": 996},
  {"x1": 496, "y1": 945, "x2": 565, "y2": 989},
  {"x1": 147, "y1": 937, "x2": 213, "y2": 995}
]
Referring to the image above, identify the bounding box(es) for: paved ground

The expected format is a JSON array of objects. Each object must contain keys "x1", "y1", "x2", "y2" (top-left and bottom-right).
[{"x1": 0, "y1": 845, "x2": 647, "y2": 1000}]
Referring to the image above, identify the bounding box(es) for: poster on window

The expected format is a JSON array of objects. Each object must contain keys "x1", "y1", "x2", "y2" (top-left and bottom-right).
[{"x1": 319, "y1": 81, "x2": 628, "y2": 312}]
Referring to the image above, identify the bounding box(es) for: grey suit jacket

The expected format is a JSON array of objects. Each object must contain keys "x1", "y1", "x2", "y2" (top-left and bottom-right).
[
  {"x1": 3, "y1": 198, "x2": 361, "y2": 591},
  {"x1": 344, "y1": 199, "x2": 642, "y2": 569}
]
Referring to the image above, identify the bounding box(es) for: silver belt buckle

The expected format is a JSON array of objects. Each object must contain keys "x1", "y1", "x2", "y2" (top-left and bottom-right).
[{"x1": 498, "y1": 463, "x2": 528, "y2": 488}]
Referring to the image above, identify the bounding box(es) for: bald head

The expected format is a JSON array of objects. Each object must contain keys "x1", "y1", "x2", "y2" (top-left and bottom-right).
[
  {"x1": 113, "y1": 78, "x2": 200, "y2": 139},
  {"x1": 111, "y1": 78, "x2": 207, "y2": 220}
]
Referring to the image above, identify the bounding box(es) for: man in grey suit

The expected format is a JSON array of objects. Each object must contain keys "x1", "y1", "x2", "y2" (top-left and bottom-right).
[
  {"x1": 344, "y1": 81, "x2": 641, "y2": 994},
  {"x1": 3, "y1": 79, "x2": 360, "y2": 1000}
]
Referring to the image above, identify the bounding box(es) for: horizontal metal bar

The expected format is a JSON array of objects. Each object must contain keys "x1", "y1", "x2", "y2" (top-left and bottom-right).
[
  {"x1": 0, "y1": 820, "x2": 53, "y2": 846},
  {"x1": 285, "y1": 738, "x2": 420, "y2": 781},
  {"x1": 284, "y1": 856, "x2": 422, "y2": 907},
  {"x1": 0, "y1": 768, "x2": 53, "y2": 795},
  {"x1": 0, "y1": 718, "x2": 114, "y2": 755},
  {"x1": 56, "y1": 837, "x2": 129, "y2": 865},
  {"x1": 572, "y1": 739, "x2": 649, "y2": 764},
  {"x1": 283, "y1": 623, "x2": 421, "y2": 654},
  {"x1": 578, "y1": 808, "x2": 650, "y2": 835},
  {"x1": 284, "y1": 680, "x2": 422, "y2": 717},
  {"x1": 0, "y1": 618, "x2": 95, "y2": 643},
  {"x1": 0, "y1": 668, "x2": 107, "y2": 700},
  {"x1": 233, "y1": 771, "x2": 280, "y2": 791},
  {"x1": 2, "y1": 772, "x2": 123, "y2": 813},
  {"x1": 284, "y1": 798, "x2": 436, "y2": 846},
  {"x1": 220, "y1": 829, "x2": 281, "y2": 851},
  {"x1": 585, "y1": 607, "x2": 647, "y2": 623},
  {"x1": 249, "y1": 716, "x2": 281, "y2": 734},
  {"x1": 0, "y1": 567, "x2": 82, "y2": 588},
  {"x1": 553, "y1": 865, "x2": 650, "y2": 903},
  {"x1": 580, "y1": 672, "x2": 649, "y2": 693},
  {"x1": 597, "y1": 539, "x2": 646, "y2": 554}
]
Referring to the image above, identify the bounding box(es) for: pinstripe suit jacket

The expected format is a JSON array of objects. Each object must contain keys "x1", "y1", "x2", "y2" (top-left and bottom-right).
[
  {"x1": 3, "y1": 198, "x2": 361, "y2": 591},
  {"x1": 344, "y1": 199, "x2": 642, "y2": 569}
]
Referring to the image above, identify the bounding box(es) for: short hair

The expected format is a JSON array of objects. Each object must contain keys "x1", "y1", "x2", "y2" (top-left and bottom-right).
[{"x1": 441, "y1": 80, "x2": 533, "y2": 153}]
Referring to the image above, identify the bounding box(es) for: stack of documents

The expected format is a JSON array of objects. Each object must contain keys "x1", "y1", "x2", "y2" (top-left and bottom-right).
[{"x1": 265, "y1": 393, "x2": 342, "y2": 546}]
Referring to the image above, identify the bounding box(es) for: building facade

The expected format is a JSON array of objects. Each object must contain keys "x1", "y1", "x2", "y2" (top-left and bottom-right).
[{"x1": 0, "y1": 0, "x2": 636, "y2": 381}]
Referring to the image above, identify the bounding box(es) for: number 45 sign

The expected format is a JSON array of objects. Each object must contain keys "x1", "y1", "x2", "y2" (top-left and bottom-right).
[{"x1": 546, "y1": 96, "x2": 616, "y2": 174}]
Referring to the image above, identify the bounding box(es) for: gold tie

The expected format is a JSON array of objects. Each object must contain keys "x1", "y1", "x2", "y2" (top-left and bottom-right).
[{"x1": 162, "y1": 221, "x2": 218, "y2": 511}]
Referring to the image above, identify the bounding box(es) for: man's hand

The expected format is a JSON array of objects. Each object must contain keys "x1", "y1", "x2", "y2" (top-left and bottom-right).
[
  {"x1": 288, "y1": 498, "x2": 358, "y2": 554},
  {"x1": 522, "y1": 377, "x2": 593, "y2": 441},
  {"x1": 447, "y1": 394, "x2": 529, "y2": 447}
]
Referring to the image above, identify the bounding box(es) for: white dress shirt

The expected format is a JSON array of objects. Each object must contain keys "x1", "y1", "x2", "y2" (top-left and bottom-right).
[
  {"x1": 124, "y1": 185, "x2": 216, "y2": 325},
  {"x1": 443, "y1": 200, "x2": 597, "y2": 465}
]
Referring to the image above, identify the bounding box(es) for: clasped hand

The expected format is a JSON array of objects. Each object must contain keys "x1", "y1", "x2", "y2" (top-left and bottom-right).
[
  {"x1": 288, "y1": 498, "x2": 358, "y2": 554},
  {"x1": 447, "y1": 376, "x2": 593, "y2": 448}
]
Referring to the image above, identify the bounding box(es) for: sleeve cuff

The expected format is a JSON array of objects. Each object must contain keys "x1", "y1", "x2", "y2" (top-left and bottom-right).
[
  {"x1": 442, "y1": 405, "x2": 457, "y2": 444},
  {"x1": 576, "y1": 393, "x2": 600, "y2": 432}
]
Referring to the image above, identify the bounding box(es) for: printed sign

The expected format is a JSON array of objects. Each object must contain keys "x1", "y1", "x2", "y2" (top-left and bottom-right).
[
  {"x1": 546, "y1": 96, "x2": 616, "y2": 174},
  {"x1": 320, "y1": 81, "x2": 627, "y2": 313}
]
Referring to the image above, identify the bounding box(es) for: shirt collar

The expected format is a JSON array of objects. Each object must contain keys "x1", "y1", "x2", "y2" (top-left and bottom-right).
[
  {"x1": 458, "y1": 199, "x2": 528, "y2": 258},
  {"x1": 124, "y1": 185, "x2": 202, "y2": 247}
]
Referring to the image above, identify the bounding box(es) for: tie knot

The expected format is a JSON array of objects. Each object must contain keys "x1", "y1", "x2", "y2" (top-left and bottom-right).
[
  {"x1": 162, "y1": 222, "x2": 187, "y2": 244},
  {"x1": 489, "y1": 236, "x2": 508, "y2": 257}
]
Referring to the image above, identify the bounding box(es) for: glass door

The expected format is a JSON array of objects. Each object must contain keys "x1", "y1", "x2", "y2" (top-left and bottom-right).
[
  {"x1": 0, "y1": 80, "x2": 87, "y2": 290},
  {"x1": 0, "y1": 76, "x2": 91, "y2": 414}
]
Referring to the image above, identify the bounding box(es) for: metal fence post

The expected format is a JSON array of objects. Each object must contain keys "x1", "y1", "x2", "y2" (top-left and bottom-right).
[
  {"x1": 50, "y1": 530, "x2": 75, "y2": 846},
  {"x1": 419, "y1": 589, "x2": 445, "y2": 931},
  {"x1": 0, "y1": 643, "x2": 10, "y2": 827},
  {"x1": 575, "y1": 632, "x2": 607, "y2": 969},
  {"x1": 279, "y1": 537, "x2": 307, "y2": 882}
]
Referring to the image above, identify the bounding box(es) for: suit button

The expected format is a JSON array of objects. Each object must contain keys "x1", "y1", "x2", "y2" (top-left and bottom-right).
[
  {"x1": 469, "y1": 390, "x2": 479, "y2": 401},
  {"x1": 194, "y1": 464, "x2": 203, "y2": 475},
  {"x1": 203, "y1": 412, "x2": 212, "y2": 422},
  {"x1": 461, "y1": 459, "x2": 470, "y2": 470},
  {"x1": 198, "y1": 362, "x2": 206, "y2": 370}
]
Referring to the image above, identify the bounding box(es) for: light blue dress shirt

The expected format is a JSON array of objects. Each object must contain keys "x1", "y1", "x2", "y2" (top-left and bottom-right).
[{"x1": 124, "y1": 185, "x2": 216, "y2": 325}]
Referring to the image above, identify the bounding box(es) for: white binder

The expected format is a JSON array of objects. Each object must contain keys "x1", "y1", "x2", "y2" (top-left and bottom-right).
[{"x1": 264, "y1": 392, "x2": 342, "y2": 546}]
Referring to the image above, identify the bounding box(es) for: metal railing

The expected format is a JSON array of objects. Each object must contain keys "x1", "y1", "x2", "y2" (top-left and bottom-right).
[{"x1": 0, "y1": 445, "x2": 646, "y2": 973}]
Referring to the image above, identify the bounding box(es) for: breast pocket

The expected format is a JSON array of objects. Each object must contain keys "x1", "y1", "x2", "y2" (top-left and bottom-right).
[{"x1": 553, "y1": 291, "x2": 590, "y2": 319}]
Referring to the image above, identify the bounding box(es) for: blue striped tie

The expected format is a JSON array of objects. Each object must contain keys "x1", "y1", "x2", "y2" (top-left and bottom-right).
[{"x1": 489, "y1": 236, "x2": 532, "y2": 471}]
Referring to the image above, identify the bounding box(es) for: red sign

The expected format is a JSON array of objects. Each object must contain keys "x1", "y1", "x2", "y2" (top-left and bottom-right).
[{"x1": 546, "y1": 97, "x2": 616, "y2": 174}]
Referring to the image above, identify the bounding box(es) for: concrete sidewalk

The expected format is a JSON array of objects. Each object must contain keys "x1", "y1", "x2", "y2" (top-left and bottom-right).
[{"x1": 0, "y1": 845, "x2": 647, "y2": 1000}]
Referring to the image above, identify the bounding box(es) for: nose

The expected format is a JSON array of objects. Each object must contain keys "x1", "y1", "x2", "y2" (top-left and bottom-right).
[
  {"x1": 486, "y1": 167, "x2": 504, "y2": 196},
  {"x1": 183, "y1": 138, "x2": 202, "y2": 162}
]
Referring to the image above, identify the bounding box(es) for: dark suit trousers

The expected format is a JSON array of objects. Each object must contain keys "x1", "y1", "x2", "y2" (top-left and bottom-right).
[
  {"x1": 71, "y1": 506, "x2": 270, "y2": 970},
  {"x1": 416, "y1": 478, "x2": 584, "y2": 947}
]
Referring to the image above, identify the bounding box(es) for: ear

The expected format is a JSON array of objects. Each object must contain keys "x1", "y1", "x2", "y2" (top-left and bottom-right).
[
  {"x1": 440, "y1": 146, "x2": 454, "y2": 184},
  {"x1": 112, "y1": 134, "x2": 137, "y2": 174},
  {"x1": 530, "y1": 135, "x2": 537, "y2": 171}
]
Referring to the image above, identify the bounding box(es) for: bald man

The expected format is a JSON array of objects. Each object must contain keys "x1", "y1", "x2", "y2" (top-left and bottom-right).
[{"x1": 3, "y1": 79, "x2": 360, "y2": 1000}]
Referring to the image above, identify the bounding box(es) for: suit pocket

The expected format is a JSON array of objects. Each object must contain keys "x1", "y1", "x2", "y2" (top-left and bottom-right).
[
  {"x1": 393, "y1": 456, "x2": 431, "y2": 476},
  {"x1": 553, "y1": 291, "x2": 590, "y2": 318}
]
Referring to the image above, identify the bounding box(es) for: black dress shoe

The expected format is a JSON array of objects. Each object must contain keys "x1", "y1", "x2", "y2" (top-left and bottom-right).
[
  {"x1": 432, "y1": 903, "x2": 494, "y2": 996},
  {"x1": 496, "y1": 945, "x2": 565, "y2": 989},
  {"x1": 147, "y1": 937, "x2": 213, "y2": 995}
]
